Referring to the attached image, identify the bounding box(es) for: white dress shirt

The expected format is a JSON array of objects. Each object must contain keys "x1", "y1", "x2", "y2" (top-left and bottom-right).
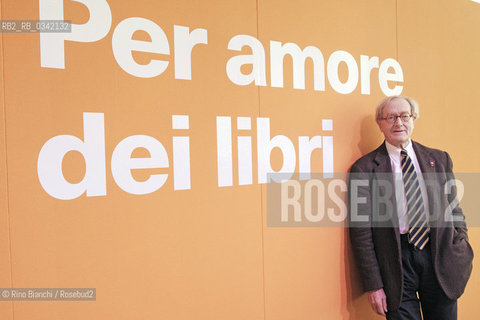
[{"x1": 385, "y1": 140, "x2": 430, "y2": 234}]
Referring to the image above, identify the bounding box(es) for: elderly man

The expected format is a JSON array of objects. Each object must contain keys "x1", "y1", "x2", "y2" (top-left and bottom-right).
[{"x1": 348, "y1": 96, "x2": 473, "y2": 319}]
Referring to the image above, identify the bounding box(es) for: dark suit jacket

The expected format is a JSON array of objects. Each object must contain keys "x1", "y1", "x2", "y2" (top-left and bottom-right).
[{"x1": 348, "y1": 141, "x2": 473, "y2": 311}]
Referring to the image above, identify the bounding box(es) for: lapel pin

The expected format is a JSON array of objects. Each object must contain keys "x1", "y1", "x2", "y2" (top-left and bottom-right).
[{"x1": 429, "y1": 160, "x2": 435, "y2": 167}]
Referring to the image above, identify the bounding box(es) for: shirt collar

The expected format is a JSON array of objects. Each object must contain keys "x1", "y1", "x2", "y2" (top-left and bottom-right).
[{"x1": 385, "y1": 139, "x2": 413, "y2": 157}]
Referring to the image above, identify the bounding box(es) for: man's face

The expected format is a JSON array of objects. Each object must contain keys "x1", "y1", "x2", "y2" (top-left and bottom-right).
[{"x1": 378, "y1": 98, "x2": 415, "y2": 148}]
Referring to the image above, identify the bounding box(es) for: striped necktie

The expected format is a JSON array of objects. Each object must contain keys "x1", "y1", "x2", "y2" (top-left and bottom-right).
[{"x1": 401, "y1": 150, "x2": 429, "y2": 250}]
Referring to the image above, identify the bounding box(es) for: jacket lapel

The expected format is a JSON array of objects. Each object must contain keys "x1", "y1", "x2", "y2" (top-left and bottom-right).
[
  {"x1": 411, "y1": 140, "x2": 436, "y2": 175},
  {"x1": 373, "y1": 142, "x2": 401, "y2": 247}
]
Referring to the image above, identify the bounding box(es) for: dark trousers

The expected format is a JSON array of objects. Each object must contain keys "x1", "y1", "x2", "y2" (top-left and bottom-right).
[{"x1": 386, "y1": 234, "x2": 457, "y2": 320}]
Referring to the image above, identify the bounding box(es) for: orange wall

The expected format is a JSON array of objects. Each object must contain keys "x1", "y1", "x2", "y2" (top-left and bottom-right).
[{"x1": 0, "y1": 0, "x2": 479, "y2": 319}]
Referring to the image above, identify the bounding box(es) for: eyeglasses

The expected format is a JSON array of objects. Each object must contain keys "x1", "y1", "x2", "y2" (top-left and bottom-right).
[{"x1": 379, "y1": 114, "x2": 414, "y2": 124}]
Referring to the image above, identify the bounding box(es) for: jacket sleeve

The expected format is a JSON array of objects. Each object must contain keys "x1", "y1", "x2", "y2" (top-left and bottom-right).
[
  {"x1": 444, "y1": 152, "x2": 469, "y2": 240},
  {"x1": 348, "y1": 162, "x2": 384, "y2": 292}
]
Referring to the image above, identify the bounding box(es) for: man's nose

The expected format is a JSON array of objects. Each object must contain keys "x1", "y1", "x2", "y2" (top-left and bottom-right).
[{"x1": 393, "y1": 116, "x2": 403, "y2": 124}]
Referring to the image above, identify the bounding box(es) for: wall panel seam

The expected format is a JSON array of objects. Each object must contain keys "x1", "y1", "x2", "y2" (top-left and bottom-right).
[{"x1": 0, "y1": 0, "x2": 15, "y2": 319}]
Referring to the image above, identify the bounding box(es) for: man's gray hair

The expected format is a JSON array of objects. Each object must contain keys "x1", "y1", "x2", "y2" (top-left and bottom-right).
[{"x1": 375, "y1": 96, "x2": 419, "y2": 123}]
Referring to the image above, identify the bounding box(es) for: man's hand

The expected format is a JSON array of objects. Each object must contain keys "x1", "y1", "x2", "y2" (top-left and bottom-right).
[{"x1": 367, "y1": 288, "x2": 388, "y2": 316}]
